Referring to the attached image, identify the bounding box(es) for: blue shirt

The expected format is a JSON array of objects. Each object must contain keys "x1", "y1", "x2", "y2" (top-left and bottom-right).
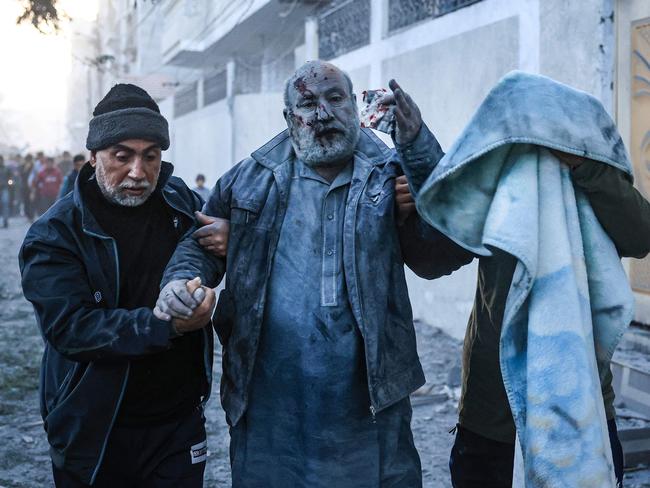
[{"x1": 233, "y1": 158, "x2": 380, "y2": 486}]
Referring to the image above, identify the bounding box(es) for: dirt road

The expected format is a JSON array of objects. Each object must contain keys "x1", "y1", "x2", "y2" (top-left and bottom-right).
[{"x1": 1, "y1": 217, "x2": 647, "y2": 487}]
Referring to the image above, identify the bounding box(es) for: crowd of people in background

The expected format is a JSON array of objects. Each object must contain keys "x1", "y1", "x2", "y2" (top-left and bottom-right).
[
  {"x1": 0, "y1": 151, "x2": 83, "y2": 228},
  {"x1": 0, "y1": 150, "x2": 211, "y2": 229}
]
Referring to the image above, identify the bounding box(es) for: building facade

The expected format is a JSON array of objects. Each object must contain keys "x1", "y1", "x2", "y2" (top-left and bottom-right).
[{"x1": 69, "y1": 0, "x2": 650, "y2": 335}]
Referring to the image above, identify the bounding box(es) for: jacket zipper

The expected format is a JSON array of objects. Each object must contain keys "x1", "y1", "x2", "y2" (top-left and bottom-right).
[
  {"x1": 348, "y1": 164, "x2": 379, "y2": 420},
  {"x1": 81, "y1": 231, "x2": 130, "y2": 485},
  {"x1": 240, "y1": 167, "x2": 290, "y2": 414}
]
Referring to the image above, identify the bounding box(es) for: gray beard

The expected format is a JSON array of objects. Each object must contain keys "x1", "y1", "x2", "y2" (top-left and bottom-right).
[
  {"x1": 289, "y1": 117, "x2": 360, "y2": 168},
  {"x1": 95, "y1": 164, "x2": 156, "y2": 207},
  {"x1": 297, "y1": 137, "x2": 357, "y2": 168}
]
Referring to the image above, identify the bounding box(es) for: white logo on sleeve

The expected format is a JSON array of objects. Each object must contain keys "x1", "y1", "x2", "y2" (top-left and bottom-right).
[
  {"x1": 94, "y1": 291, "x2": 102, "y2": 303},
  {"x1": 190, "y1": 439, "x2": 207, "y2": 464}
]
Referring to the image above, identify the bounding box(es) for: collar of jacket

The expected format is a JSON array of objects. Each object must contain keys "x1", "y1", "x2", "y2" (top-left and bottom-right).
[
  {"x1": 72, "y1": 160, "x2": 186, "y2": 237},
  {"x1": 250, "y1": 127, "x2": 394, "y2": 170}
]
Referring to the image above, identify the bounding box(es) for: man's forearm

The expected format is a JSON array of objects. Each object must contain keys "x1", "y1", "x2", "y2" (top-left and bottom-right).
[
  {"x1": 394, "y1": 123, "x2": 445, "y2": 195},
  {"x1": 44, "y1": 306, "x2": 175, "y2": 362},
  {"x1": 20, "y1": 238, "x2": 177, "y2": 362},
  {"x1": 162, "y1": 235, "x2": 225, "y2": 289},
  {"x1": 399, "y1": 213, "x2": 475, "y2": 279},
  {"x1": 572, "y1": 162, "x2": 650, "y2": 258}
]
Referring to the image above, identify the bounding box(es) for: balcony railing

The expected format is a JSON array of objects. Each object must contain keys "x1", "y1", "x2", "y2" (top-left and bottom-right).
[
  {"x1": 388, "y1": 0, "x2": 483, "y2": 33},
  {"x1": 174, "y1": 82, "x2": 198, "y2": 117},
  {"x1": 203, "y1": 69, "x2": 227, "y2": 106},
  {"x1": 318, "y1": 0, "x2": 370, "y2": 60}
]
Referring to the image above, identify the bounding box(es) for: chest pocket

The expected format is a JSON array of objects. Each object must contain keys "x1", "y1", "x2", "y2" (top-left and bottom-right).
[
  {"x1": 362, "y1": 176, "x2": 395, "y2": 206},
  {"x1": 230, "y1": 198, "x2": 269, "y2": 229}
]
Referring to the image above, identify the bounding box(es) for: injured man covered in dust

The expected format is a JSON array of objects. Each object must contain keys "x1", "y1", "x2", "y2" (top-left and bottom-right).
[{"x1": 154, "y1": 60, "x2": 474, "y2": 488}]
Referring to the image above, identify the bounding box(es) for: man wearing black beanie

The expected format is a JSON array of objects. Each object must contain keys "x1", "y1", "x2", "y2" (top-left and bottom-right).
[{"x1": 19, "y1": 84, "x2": 217, "y2": 487}]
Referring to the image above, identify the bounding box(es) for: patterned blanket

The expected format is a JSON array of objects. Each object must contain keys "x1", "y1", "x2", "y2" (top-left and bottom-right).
[{"x1": 416, "y1": 71, "x2": 634, "y2": 486}]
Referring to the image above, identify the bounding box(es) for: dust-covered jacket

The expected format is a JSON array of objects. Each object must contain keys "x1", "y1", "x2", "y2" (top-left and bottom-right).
[
  {"x1": 162, "y1": 126, "x2": 473, "y2": 427},
  {"x1": 19, "y1": 162, "x2": 214, "y2": 485}
]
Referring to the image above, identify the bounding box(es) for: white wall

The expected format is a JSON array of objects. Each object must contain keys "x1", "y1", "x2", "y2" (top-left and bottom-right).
[
  {"x1": 539, "y1": 0, "x2": 615, "y2": 112},
  {"x1": 167, "y1": 99, "x2": 232, "y2": 189},
  {"x1": 165, "y1": 92, "x2": 286, "y2": 189},
  {"x1": 232, "y1": 93, "x2": 287, "y2": 163},
  {"x1": 160, "y1": 0, "x2": 207, "y2": 59}
]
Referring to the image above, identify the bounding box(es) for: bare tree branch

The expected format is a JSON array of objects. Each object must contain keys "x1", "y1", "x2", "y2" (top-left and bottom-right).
[{"x1": 16, "y1": 0, "x2": 66, "y2": 33}]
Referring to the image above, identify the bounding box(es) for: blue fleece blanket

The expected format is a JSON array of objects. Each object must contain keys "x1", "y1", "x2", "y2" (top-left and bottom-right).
[{"x1": 416, "y1": 71, "x2": 635, "y2": 486}]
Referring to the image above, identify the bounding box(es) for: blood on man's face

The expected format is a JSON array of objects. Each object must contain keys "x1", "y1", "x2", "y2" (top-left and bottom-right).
[{"x1": 285, "y1": 63, "x2": 360, "y2": 168}]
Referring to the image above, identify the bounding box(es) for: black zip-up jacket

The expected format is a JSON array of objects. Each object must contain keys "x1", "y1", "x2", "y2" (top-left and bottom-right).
[{"x1": 19, "y1": 162, "x2": 214, "y2": 485}]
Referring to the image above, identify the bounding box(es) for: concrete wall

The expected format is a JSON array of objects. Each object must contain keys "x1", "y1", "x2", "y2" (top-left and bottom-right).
[
  {"x1": 165, "y1": 92, "x2": 286, "y2": 189},
  {"x1": 166, "y1": 99, "x2": 232, "y2": 188},
  {"x1": 539, "y1": 0, "x2": 615, "y2": 112},
  {"x1": 232, "y1": 93, "x2": 287, "y2": 163},
  {"x1": 379, "y1": 15, "x2": 520, "y2": 338},
  {"x1": 381, "y1": 16, "x2": 519, "y2": 152},
  {"x1": 160, "y1": 0, "x2": 207, "y2": 59}
]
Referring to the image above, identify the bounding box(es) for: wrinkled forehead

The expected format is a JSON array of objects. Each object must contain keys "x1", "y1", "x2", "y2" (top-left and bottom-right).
[
  {"x1": 288, "y1": 64, "x2": 350, "y2": 102},
  {"x1": 110, "y1": 139, "x2": 161, "y2": 152}
]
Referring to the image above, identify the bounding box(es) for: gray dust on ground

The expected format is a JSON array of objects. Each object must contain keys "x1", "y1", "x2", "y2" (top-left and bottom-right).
[{"x1": 1, "y1": 217, "x2": 648, "y2": 487}]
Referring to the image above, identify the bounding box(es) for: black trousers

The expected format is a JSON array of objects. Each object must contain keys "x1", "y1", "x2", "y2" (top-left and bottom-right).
[
  {"x1": 449, "y1": 419, "x2": 625, "y2": 488},
  {"x1": 53, "y1": 408, "x2": 207, "y2": 488}
]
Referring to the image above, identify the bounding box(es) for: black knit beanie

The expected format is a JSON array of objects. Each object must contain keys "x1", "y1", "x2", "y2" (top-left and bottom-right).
[{"x1": 86, "y1": 84, "x2": 170, "y2": 151}]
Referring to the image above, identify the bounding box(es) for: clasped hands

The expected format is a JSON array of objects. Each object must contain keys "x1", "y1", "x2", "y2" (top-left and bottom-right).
[{"x1": 154, "y1": 276, "x2": 216, "y2": 335}]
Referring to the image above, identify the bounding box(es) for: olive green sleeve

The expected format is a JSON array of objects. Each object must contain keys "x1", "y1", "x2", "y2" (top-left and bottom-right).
[{"x1": 571, "y1": 162, "x2": 650, "y2": 258}]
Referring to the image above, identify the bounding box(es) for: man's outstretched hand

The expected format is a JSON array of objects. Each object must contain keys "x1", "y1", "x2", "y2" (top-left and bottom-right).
[
  {"x1": 193, "y1": 211, "x2": 230, "y2": 257},
  {"x1": 154, "y1": 277, "x2": 216, "y2": 334},
  {"x1": 379, "y1": 79, "x2": 423, "y2": 145}
]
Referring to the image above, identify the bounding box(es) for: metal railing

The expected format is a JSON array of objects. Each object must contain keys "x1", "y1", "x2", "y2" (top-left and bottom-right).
[
  {"x1": 203, "y1": 70, "x2": 227, "y2": 106},
  {"x1": 318, "y1": 0, "x2": 371, "y2": 60},
  {"x1": 174, "y1": 81, "x2": 198, "y2": 117},
  {"x1": 388, "y1": 0, "x2": 483, "y2": 33}
]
